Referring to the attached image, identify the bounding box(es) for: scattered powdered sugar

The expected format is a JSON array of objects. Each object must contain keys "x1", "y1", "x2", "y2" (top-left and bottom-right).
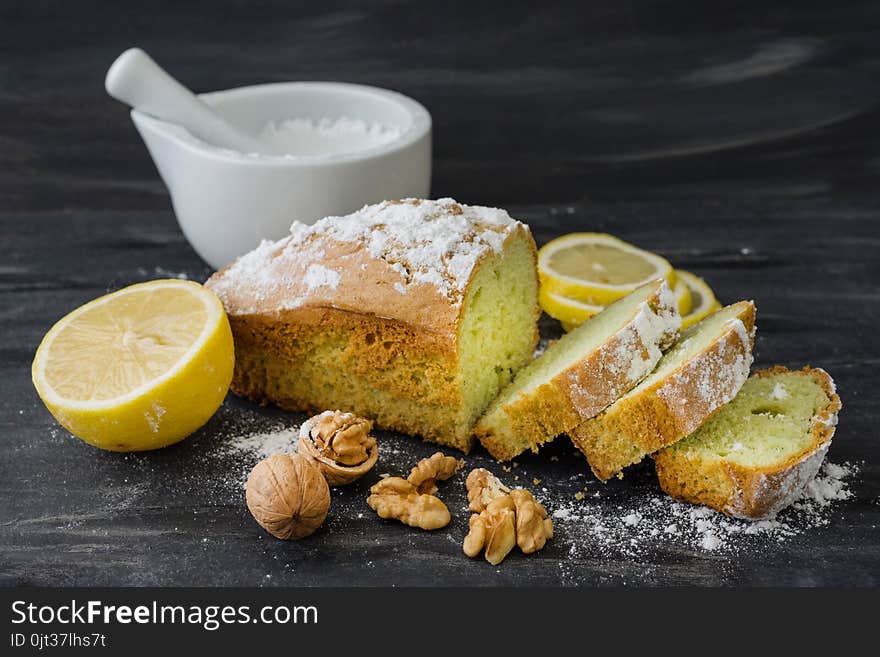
[
  {"x1": 135, "y1": 265, "x2": 191, "y2": 280},
  {"x1": 701, "y1": 530, "x2": 722, "y2": 551},
  {"x1": 656, "y1": 280, "x2": 683, "y2": 340},
  {"x1": 206, "y1": 237, "x2": 294, "y2": 312},
  {"x1": 145, "y1": 403, "x2": 166, "y2": 434},
  {"x1": 218, "y1": 425, "x2": 299, "y2": 464},
  {"x1": 551, "y1": 460, "x2": 858, "y2": 557},
  {"x1": 800, "y1": 461, "x2": 854, "y2": 507},
  {"x1": 621, "y1": 305, "x2": 664, "y2": 382}
]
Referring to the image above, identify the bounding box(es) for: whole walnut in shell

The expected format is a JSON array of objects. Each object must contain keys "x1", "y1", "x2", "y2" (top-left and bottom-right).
[
  {"x1": 245, "y1": 454, "x2": 330, "y2": 540},
  {"x1": 298, "y1": 411, "x2": 378, "y2": 486}
]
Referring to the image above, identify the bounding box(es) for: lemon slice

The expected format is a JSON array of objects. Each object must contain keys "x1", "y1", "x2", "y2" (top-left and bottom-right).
[
  {"x1": 673, "y1": 276, "x2": 693, "y2": 317},
  {"x1": 540, "y1": 286, "x2": 603, "y2": 330},
  {"x1": 549, "y1": 277, "x2": 691, "y2": 333},
  {"x1": 32, "y1": 280, "x2": 234, "y2": 451},
  {"x1": 538, "y1": 233, "x2": 676, "y2": 306},
  {"x1": 676, "y1": 270, "x2": 721, "y2": 329}
]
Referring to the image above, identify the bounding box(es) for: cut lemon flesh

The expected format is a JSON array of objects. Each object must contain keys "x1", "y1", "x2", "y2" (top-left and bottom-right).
[
  {"x1": 538, "y1": 233, "x2": 676, "y2": 306},
  {"x1": 32, "y1": 280, "x2": 234, "y2": 451},
  {"x1": 676, "y1": 270, "x2": 721, "y2": 329}
]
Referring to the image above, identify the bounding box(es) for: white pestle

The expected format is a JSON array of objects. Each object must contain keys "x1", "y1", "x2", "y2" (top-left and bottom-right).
[{"x1": 105, "y1": 48, "x2": 282, "y2": 155}]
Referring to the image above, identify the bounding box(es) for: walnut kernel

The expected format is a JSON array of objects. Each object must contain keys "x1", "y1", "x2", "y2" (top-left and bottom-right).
[
  {"x1": 462, "y1": 468, "x2": 553, "y2": 564},
  {"x1": 366, "y1": 477, "x2": 451, "y2": 530},
  {"x1": 510, "y1": 488, "x2": 554, "y2": 554},
  {"x1": 298, "y1": 410, "x2": 378, "y2": 486},
  {"x1": 463, "y1": 495, "x2": 516, "y2": 565},
  {"x1": 407, "y1": 451, "x2": 464, "y2": 495},
  {"x1": 465, "y1": 467, "x2": 510, "y2": 512}
]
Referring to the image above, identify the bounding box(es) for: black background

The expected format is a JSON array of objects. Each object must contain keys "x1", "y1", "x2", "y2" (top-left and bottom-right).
[{"x1": 1, "y1": 0, "x2": 878, "y2": 586}]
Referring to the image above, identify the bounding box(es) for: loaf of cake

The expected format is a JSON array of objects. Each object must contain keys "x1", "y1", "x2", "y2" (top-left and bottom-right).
[
  {"x1": 475, "y1": 280, "x2": 681, "y2": 461},
  {"x1": 569, "y1": 301, "x2": 756, "y2": 480},
  {"x1": 205, "y1": 198, "x2": 540, "y2": 452},
  {"x1": 654, "y1": 366, "x2": 841, "y2": 520}
]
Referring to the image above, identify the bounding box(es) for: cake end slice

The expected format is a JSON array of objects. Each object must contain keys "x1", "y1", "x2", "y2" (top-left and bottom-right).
[{"x1": 653, "y1": 366, "x2": 841, "y2": 520}]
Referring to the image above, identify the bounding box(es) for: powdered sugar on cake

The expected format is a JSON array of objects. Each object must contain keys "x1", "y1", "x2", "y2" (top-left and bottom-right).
[
  {"x1": 207, "y1": 198, "x2": 522, "y2": 313},
  {"x1": 726, "y1": 442, "x2": 830, "y2": 519},
  {"x1": 302, "y1": 263, "x2": 341, "y2": 292},
  {"x1": 566, "y1": 285, "x2": 680, "y2": 418},
  {"x1": 623, "y1": 288, "x2": 681, "y2": 382},
  {"x1": 312, "y1": 198, "x2": 515, "y2": 298},
  {"x1": 656, "y1": 317, "x2": 753, "y2": 429},
  {"x1": 769, "y1": 382, "x2": 789, "y2": 400},
  {"x1": 654, "y1": 280, "x2": 683, "y2": 348}
]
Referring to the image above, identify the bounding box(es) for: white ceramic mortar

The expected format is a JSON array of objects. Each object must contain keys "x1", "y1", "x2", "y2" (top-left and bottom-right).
[{"x1": 131, "y1": 82, "x2": 432, "y2": 269}]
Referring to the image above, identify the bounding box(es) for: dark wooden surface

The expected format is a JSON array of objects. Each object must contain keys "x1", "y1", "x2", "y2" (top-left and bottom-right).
[{"x1": 2, "y1": 0, "x2": 879, "y2": 586}]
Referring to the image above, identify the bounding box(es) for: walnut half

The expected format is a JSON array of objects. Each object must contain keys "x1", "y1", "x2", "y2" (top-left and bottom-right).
[
  {"x1": 463, "y1": 468, "x2": 553, "y2": 564},
  {"x1": 463, "y1": 495, "x2": 516, "y2": 565},
  {"x1": 298, "y1": 410, "x2": 378, "y2": 486},
  {"x1": 510, "y1": 488, "x2": 554, "y2": 554},
  {"x1": 366, "y1": 451, "x2": 463, "y2": 530},
  {"x1": 366, "y1": 477, "x2": 451, "y2": 530},
  {"x1": 465, "y1": 468, "x2": 510, "y2": 512},
  {"x1": 407, "y1": 451, "x2": 464, "y2": 495}
]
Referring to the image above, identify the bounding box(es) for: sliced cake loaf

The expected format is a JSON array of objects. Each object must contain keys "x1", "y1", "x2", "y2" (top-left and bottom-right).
[
  {"x1": 570, "y1": 300, "x2": 756, "y2": 480},
  {"x1": 205, "y1": 199, "x2": 540, "y2": 452},
  {"x1": 654, "y1": 366, "x2": 841, "y2": 520},
  {"x1": 474, "y1": 279, "x2": 681, "y2": 461}
]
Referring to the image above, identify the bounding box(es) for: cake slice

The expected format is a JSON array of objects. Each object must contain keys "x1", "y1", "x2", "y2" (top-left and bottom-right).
[
  {"x1": 654, "y1": 366, "x2": 841, "y2": 520},
  {"x1": 205, "y1": 198, "x2": 540, "y2": 452},
  {"x1": 570, "y1": 300, "x2": 756, "y2": 480},
  {"x1": 474, "y1": 279, "x2": 681, "y2": 461}
]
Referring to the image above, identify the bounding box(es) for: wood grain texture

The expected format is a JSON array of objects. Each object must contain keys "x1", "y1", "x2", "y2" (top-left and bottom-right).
[{"x1": 1, "y1": 0, "x2": 878, "y2": 586}]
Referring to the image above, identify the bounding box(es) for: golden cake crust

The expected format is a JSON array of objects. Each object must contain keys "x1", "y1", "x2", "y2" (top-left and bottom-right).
[
  {"x1": 570, "y1": 300, "x2": 756, "y2": 481},
  {"x1": 653, "y1": 366, "x2": 841, "y2": 520},
  {"x1": 475, "y1": 280, "x2": 681, "y2": 461},
  {"x1": 210, "y1": 221, "x2": 478, "y2": 342}
]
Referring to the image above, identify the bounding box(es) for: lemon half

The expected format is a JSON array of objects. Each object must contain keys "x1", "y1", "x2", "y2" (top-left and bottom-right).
[
  {"x1": 32, "y1": 280, "x2": 234, "y2": 451},
  {"x1": 538, "y1": 233, "x2": 676, "y2": 306}
]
